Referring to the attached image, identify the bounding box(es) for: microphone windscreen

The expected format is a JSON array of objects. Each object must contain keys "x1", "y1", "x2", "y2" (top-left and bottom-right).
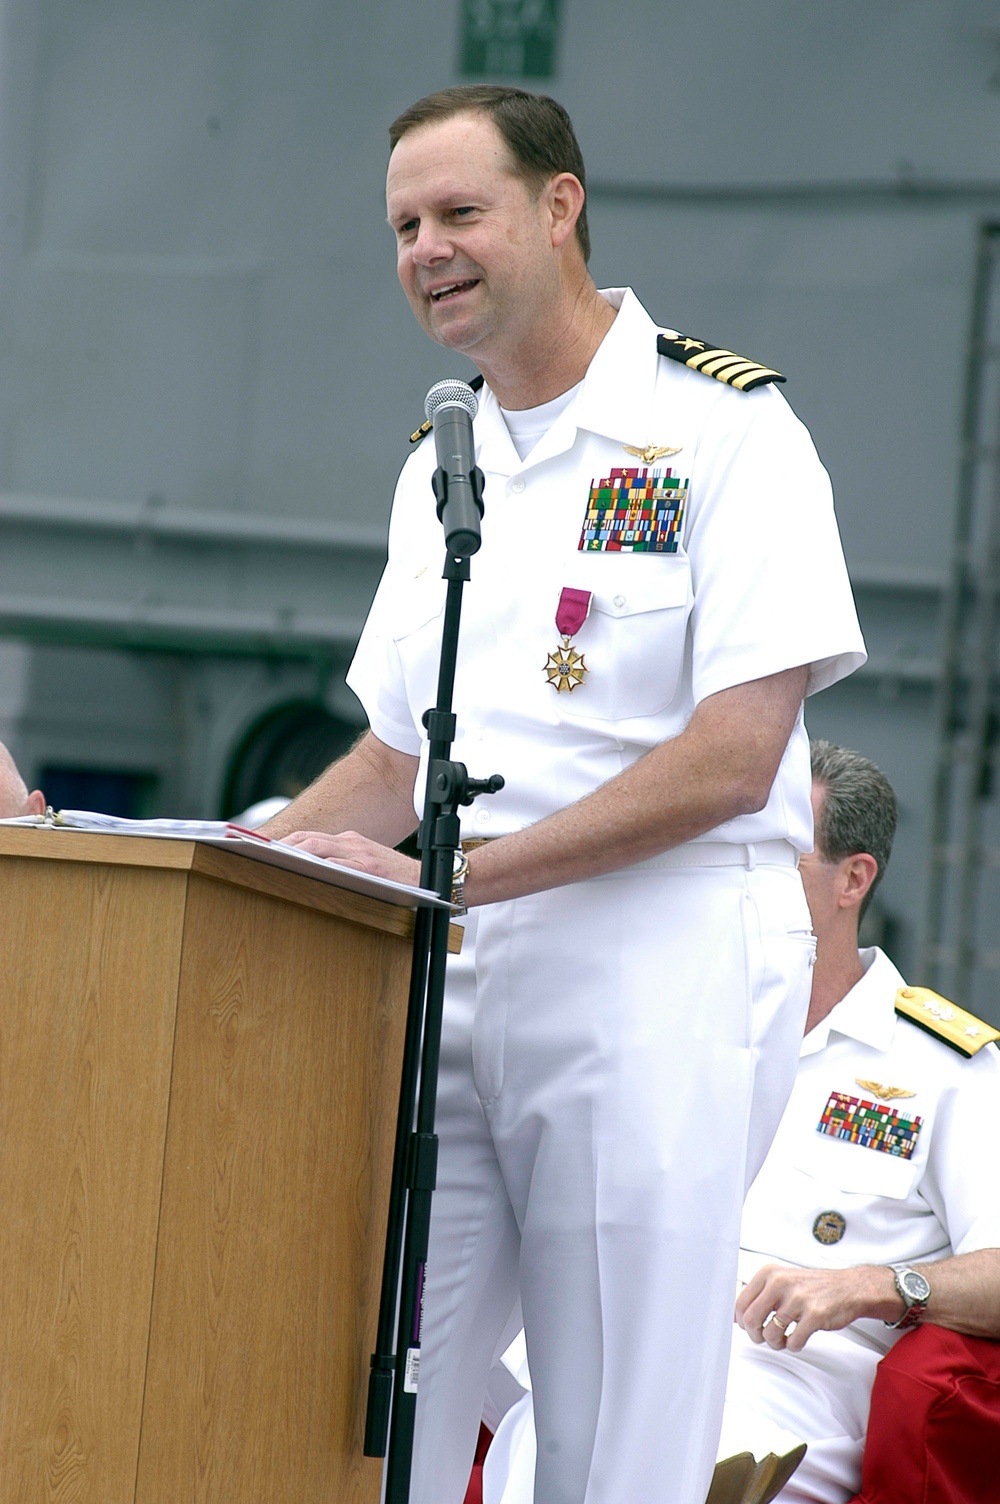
[{"x1": 425, "y1": 379, "x2": 478, "y2": 423}]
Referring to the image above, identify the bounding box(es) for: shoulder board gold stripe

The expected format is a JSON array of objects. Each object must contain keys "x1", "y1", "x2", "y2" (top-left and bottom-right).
[
  {"x1": 690, "y1": 353, "x2": 783, "y2": 389},
  {"x1": 894, "y1": 986, "x2": 1000, "y2": 1057},
  {"x1": 698, "y1": 356, "x2": 760, "y2": 381},
  {"x1": 685, "y1": 347, "x2": 736, "y2": 370},
  {"x1": 731, "y1": 366, "x2": 784, "y2": 391}
]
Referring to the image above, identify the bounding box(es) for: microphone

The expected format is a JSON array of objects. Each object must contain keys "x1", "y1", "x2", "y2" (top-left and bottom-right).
[{"x1": 425, "y1": 380, "x2": 485, "y2": 558}]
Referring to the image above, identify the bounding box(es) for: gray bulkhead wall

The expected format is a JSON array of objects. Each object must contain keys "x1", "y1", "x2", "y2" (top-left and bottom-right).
[{"x1": 0, "y1": 0, "x2": 999, "y2": 987}]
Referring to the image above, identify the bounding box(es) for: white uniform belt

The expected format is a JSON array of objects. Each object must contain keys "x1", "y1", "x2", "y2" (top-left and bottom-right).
[
  {"x1": 462, "y1": 836, "x2": 799, "y2": 871},
  {"x1": 626, "y1": 839, "x2": 799, "y2": 872}
]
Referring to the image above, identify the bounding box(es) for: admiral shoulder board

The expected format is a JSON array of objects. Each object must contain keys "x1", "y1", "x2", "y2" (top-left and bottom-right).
[
  {"x1": 894, "y1": 985, "x2": 1000, "y2": 1057},
  {"x1": 409, "y1": 374, "x2": 485, "y2": 444},
  {"x1": 657, "y1": 332, "x2": 785, "y2": 392}
]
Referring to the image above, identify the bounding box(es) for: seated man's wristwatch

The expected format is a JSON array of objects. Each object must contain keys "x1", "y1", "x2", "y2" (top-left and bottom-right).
[
  {"x1": 885, "y1": 1263, "x2": 931, "y2": 1329},
  {"x1": 451, "y1": 849, "x2": 470, "y2": 915}
]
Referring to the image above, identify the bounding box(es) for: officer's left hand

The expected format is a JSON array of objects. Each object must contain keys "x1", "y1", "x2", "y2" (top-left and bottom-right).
[
  {"x1": 280, "y1": 829, "x2": 421, "y2": 886},
  {"x1": 735, "y1": 1263, "x2": 891, "y2": 1352}
]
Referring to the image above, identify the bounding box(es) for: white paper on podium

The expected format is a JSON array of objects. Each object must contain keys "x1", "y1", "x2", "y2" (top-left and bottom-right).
[{"x1": 0, "y1": 810, "x2": 451, "y2": 911}]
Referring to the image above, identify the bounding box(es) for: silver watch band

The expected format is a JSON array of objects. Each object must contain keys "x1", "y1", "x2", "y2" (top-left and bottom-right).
[{"x1": 885, "y1": 1262, "x2": 930, "y2": 1330}]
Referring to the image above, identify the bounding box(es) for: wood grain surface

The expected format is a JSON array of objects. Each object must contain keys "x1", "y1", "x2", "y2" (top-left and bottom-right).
[
  {"x1": 0, "y1": 827, "x2": 463, "y2": 952},
  {"x1": 134, "y1": 874, "x2": 412, "y2": 1502},
  {"x1": 0, "y1": 841, "x2": 420, "y2": 1502},
  {"x1": 0, "y1": 858, "x2": 185, "y2": 1503}
]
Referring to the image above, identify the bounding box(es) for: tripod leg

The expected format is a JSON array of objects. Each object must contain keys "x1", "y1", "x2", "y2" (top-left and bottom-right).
[
  {"x1": 384, "y1": 904, "x2": 453, "y2": 1503},
  {"x1": 364, "y1": 904, "x2": 435, "y2": 1456}
]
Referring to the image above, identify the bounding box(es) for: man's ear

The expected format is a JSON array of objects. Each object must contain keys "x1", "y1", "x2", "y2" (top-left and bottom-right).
[
  {"x1": 839, "y1": 851, "x2": 879, "y2": 912},
  {"x1": 546, "y1": 172, "x2": 585, "y2": 251},
  {"x1": 25, "y1": 788, "x2": 45, "y2": 816}
]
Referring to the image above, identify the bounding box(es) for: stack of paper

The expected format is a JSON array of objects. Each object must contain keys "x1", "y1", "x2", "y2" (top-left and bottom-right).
[{"x1": 0, "y1": 809, "x2": 446, "y2": 910}]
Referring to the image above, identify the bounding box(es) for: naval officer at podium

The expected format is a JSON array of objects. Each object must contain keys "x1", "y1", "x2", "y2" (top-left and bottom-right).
[{"x1": 265, "y1": 83, "x2": 865, "y2": 1504}]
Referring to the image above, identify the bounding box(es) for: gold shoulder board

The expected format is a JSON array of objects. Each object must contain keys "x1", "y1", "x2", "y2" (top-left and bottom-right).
[
  {"x1": 656, "y1": 332, "x2": 785, "y2": 392},
  {"x1": 894, "y1": 986, "x2": 1000, "y2": 1057}
]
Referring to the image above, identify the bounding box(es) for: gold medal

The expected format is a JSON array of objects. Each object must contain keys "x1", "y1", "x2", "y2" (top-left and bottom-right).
[
  {"x1": 544, "y1": 636, "x2": 588, "y2": 691},
  {"x1": 544, "y1": 588, "x2": 592, "y2": 692}
]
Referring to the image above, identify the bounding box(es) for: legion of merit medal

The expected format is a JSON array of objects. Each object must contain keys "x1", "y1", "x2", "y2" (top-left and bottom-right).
[{"x1": 544, "y1": 586, "x2": 592, "y2": 692}]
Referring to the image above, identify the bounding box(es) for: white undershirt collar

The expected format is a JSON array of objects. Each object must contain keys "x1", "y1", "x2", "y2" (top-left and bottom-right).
[{"x1": 500, "y1": 381, "x2": 583, "y2": 462}]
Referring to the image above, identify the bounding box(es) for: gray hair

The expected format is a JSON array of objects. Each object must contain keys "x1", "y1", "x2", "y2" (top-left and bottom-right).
[{"x1": 810, "y1": 740, "x2": 898, "y2": 917}]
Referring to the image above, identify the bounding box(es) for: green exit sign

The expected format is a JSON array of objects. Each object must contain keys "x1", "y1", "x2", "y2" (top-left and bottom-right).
[{"x1": 459, "y1": 0, "x2": 561, "y2": 80}]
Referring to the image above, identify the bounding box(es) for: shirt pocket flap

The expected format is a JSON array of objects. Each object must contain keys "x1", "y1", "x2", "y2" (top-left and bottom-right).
[
  {"x1": 585, "y1": 561, "x2": 692, "y2": 620},
  {"x1": 791, "y1": 1132, "x2": 920, "y2": 1201},
  {"x1": 555, "y1": 558, "x2": 693, "y2": 723}
]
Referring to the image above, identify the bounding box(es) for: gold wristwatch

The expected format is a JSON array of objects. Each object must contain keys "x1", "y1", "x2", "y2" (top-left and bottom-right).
[{"x1": 451, "y1": 849, "x2": 470, "y2": 915}]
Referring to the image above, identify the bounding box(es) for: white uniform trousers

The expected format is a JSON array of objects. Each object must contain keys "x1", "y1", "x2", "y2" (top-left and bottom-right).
[
  {"x1": 408, "y1": 853, "x2": 814, "y2": 1504},
  {"x1": 479, "y1": 1319, "x2": 876, "y2": 1504},
  {"x1": 717, "y1": 1325, "x2": 879, "y2": 1503}
]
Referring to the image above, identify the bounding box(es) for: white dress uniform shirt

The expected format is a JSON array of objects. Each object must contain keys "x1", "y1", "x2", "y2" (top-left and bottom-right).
[
  {"x1": 348, "y1": 286, "x2": 865, "y2": 848},
  {"x1": 739, "y1": 946, "x2": 1000, "y2": 1313},
  {"x1": 724, "y1": 944, "x2": 1000, "y2": 1502}
]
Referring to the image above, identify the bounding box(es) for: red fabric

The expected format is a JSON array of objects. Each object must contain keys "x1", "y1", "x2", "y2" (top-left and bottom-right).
[
  {"x1": 848, "y1": 1324, "x2": 1000, "y2": 1504},
  {"x1": 463, "y1": 1423, "x2": 494, "y2": 1504}
]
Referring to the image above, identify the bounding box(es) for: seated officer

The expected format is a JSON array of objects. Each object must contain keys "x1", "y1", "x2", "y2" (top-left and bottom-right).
[{"x1": 480, "y1": 740, "x2": 1000, "y2": 1504}]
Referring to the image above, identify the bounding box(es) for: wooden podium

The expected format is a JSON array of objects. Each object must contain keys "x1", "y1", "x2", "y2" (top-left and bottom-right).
[{"x1": 0, "y1": 827, "x2": 448, "y2": 1503}]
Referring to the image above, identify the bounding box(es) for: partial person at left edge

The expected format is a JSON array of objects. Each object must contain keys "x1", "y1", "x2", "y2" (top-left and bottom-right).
[{"x1": 0, "y1": 743, "x2": 45, "y2": 819}]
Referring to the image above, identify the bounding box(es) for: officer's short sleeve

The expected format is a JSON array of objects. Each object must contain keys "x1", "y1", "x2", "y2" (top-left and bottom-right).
[
  {"x1": 684, "y1": 384, "x2": 866, "y2": 706},
  {"x1": 920, "y1": 1047, "x2": 1000, "y2": 1255},
  {"x1": 346, "y1": 561, "x2": 425, "y2": 757},
  {"x1": 347, "y1": 445, "x2": 441, "y2": 758}
]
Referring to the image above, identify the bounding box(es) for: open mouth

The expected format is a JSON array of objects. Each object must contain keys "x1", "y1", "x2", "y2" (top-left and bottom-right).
[{"x1": 430, "y1": 279, "x2": 480, "y2": 303}]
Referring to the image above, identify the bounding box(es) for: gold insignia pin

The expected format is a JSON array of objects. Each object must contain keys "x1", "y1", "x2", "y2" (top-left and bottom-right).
[
  {"x1": 855, "y1": 1078, "x2": 916, "y2": 1101},
  {"x1": 813, "y1": 1210, "x2": 846, "y2": 1245},
  {"x1": 622, "y1": 444, "x2": 683, "y2": 465},
  {"x1": 678, "y1": 338, "x2": 705, "y2": 353}
]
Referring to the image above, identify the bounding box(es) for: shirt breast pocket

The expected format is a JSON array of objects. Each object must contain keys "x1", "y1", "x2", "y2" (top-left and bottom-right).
[
  {"x1": 790, "y1": 1131, "x2": 921, "y2": 1203},
  {"x1": 556, "y1": 559, "x2": 693, "y2": 723},
  {"x1": 388, "y1": 575, "x2": 447, "y2": 717}
]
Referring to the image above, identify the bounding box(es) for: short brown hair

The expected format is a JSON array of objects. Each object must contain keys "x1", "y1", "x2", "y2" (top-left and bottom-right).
[
  {"x1": 810, "y1": 740, "x2": 898, "y2": 919},
  {"x1": 388, "y1": 85, "x2": 591, "y2": 263}
]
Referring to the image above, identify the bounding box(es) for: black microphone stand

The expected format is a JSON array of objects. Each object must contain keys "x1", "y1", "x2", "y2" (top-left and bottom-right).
[{"x1": 363, "y1": 441, "x2": 502, "y2": 1504}]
